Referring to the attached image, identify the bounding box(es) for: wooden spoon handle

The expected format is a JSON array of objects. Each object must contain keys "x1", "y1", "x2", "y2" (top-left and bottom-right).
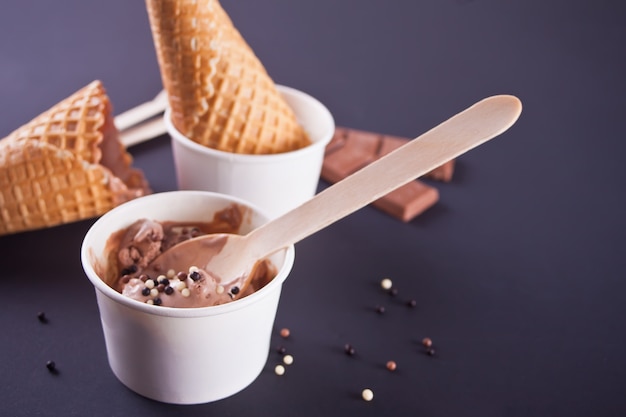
[
  {"x1": 114, "y1": 89, "x2": 168, "y2": 132},
  {"x1": 245, "y1": 95, "x2": 522, "y2": 257},
  {"x1": 119, "y1": 117, "x2": 167, "y2": 147}
]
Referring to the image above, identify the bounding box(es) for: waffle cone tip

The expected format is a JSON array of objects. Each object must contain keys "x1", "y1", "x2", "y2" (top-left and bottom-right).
[{"x1": 145, "y1": 0, "x2": 310, "y2": 154}]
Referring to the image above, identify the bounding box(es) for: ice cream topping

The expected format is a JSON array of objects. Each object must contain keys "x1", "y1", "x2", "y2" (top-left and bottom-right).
[{"x1": 100, "y1": 204, "x2": 277, "y2": 307}]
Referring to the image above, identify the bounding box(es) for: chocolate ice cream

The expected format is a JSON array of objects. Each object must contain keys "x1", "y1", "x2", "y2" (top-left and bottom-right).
[{"x1": 102, "y1": 204, "x2": 276, "y2": 307}]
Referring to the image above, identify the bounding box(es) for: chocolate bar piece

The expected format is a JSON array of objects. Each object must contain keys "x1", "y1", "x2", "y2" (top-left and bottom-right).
[
  {"x1": 322, "y1": 127, "x2": 451, "y2": 222},
  {"x1": 322, "y1": 128, "x2": 379, "y2": 183}
]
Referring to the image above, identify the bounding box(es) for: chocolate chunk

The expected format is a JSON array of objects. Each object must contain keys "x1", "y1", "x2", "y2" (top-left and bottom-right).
[
  {"x1": 372, "y1": 174, "x2": 439, "y2": 222},
  {"x1": 322, "y1": 128, "x2": 380, "y2": 183},
  {"x1": 322, "y1": 127, "x2": 452, "y2": 222}
]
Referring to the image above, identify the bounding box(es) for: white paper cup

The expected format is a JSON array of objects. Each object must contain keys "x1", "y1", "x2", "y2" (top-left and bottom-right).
[
  {"x1": 81, "y1": 191, "x2": 295, "y2": 404},
  {"x1": 166, "y1": 85, "x2": 335, "y2": 219}
]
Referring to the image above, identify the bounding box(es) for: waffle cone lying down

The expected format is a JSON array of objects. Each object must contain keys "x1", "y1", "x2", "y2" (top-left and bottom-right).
[
  {"x1": 0, "y1": 80, "x2": 151, "y2": 236},
  {"x1": 146, "y1": 0, "x2": 310, "y2": 154}
]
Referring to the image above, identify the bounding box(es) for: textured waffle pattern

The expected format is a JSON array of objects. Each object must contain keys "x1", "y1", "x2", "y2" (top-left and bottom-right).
[
  {"x1": 0, "y1": 81, "x2": 150, "y2": 236},
  {"x1": 146, "y1": 0, "x2": 310, "y2": 154},
  {"x1": 6, "y1": 81, "x2": 108, "y2": 164},
  {"x1": 0, "y1": 140, "x2": 121, "y2": 234}
]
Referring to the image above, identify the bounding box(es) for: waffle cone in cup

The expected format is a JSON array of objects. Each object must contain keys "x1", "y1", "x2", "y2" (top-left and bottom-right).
[
  {"x1": 145, "y1": 0, "x2": 310, "y2": 154},
  {"x1": 0, "y1": 81, "x2": 150, "y2": 236}
]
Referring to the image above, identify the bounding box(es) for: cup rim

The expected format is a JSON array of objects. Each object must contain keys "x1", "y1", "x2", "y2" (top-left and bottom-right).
[
  {"x1": 164, "y1": 84, "x2": 335, "y2": 164},
  {"x1": 80, "y1": 191, "x2": 295, "y2": 318}
]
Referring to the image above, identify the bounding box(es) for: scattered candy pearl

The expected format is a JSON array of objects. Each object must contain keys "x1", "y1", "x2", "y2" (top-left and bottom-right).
[
  {"x1": 277, "y1": 346, "x2": 287, "y2": 355},
  {"x1": 145, "y1": 280, "x2": 155, "y2": 289},
  {"x1": 166, "y1": 269, "x2": 176, "y2": 279},
  {"x1": 189, "y1": 266, "x2": 199, "y2": 274},
  {"x1": 146, "y1": 299, "x2": 154, "y2": 305},
  {"x1": 422, "y1": 337, "x2": 433, "y2": 348},
  {"x1": 37, "y1": 312, "x2": 47, "y2": 323},
  {"x1": 283, "y1": 354, "x2": 294, "y2": 365},
  {"x1": 407, "y1": 299, "x2": 417, "y2": 308},
  {"x1": 375, "y1": 305, "x2": 385, "y2": 314},
  {"x1": 231, "y1": 286, "x2": 240, "y2": 295},
  {"x1": 427, "y1": 348, "x2": 436, "y2": 357},
  {"x1": 190, "y1": 271, "x2": 201, "y2": 281},
  {"x1": 46, "y1": 360, "x2": 57, "y2": 373},
  {"x1": 176, "y1": 281, "x2": 187, "y2": 291},
  {"x1": 344, "y1": 344, "x2": 356, "y2": 356},
  {"x1": 216, "y1": 285, "x2": 224, "y2": 294},
  {"x1": 280, "y1": 328, "x2": 290, "y2": 338},
  {"x1": 274, "y1": 364, "x2": 285, "y2": 376},
  {"x1": 150, "y1": 288, "x2": 159, "y2": 298},
  {"x1": 361, "y1": 388, "x2": 374, "y2": 402},
  {"x1": 381, "y1": 278, "x2": 392, "y2": 290},
  {"x1": 181, "y1": 288, "x2": 191, "y2": 298},
  {"x1": 386, "y1": 360, "x2": 397, "y2": 371},
  {"x1": 389, "y1": 287, "x2": 398, "y2": 297},
  {"x1": 165, "y1": 286, "x2": 174, "y2": 295}
]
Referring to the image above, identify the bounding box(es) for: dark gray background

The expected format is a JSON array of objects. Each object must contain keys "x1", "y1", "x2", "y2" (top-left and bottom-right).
[{"x1": 1, "y1": 1, "x2": 625, "y2": 416}]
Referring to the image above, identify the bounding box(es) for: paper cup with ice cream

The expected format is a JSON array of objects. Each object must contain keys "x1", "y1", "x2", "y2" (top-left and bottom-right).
[
  {"x1": 81, "y1": 190, "x2": 295, "y2": 404},
  {"x1": 146, "y1": 0, "x2": 334, "y2": 218}
]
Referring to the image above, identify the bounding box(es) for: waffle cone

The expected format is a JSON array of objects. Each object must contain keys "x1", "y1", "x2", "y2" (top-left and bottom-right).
[
  {"x1": 0, "y1": 81, "x2": 150, "y2": 236},
  {"x1": 146, "y1": 0, "x2": 310, "y2": 154}
]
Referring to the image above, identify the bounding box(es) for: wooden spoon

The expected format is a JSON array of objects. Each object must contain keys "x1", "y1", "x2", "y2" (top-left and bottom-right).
[
  {"x1": 149, "y1": 95, "x2": 522, "y2": 294},
  {"x1": 116, "y1": 90, "x2": 169, "y2": 147}
]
